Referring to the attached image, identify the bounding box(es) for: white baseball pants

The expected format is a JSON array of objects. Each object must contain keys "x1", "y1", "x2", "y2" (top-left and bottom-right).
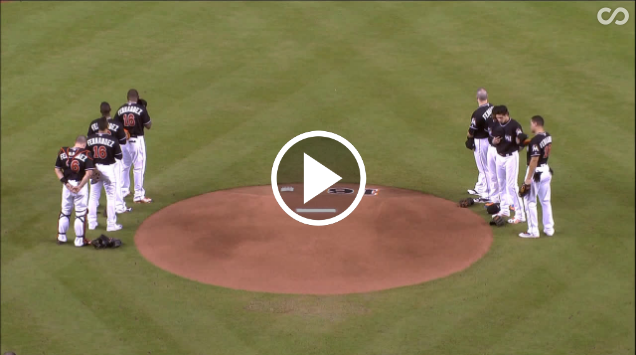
[
  {"x1": 59, "y1": 181, "x2": 89, "y2": 239},
  {"x1": 486, "y1": 145, "x2": 500, "y2": 202},
  {"x1": 121, "y1": 136, "x2": 147, "y2": 200},
  {"x1": 88, "y1": 163, "x2": 118, "y2": 228},
  {"x1": 495, "y1": 151, "x2": 525, "y2": 219},
  {"x1": 89, "y1": 160, "x2": 127, "y2": 217},
  {"x1": 472, "y1": 138, "x2": 489, "y2": 198},
  {"x1": 523, "y1": 165, "x2": 555, "y2": 235}
]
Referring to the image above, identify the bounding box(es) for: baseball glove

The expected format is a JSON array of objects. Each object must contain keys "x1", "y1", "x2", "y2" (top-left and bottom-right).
[
  {"x1": 490, "y1": 214, "x2": 506, "y2": 227},
  {"x1": 519, "y1": 183, "x2": 531, "y2": 197},
  {"x1": 458, "y1": 198, "x2": 475, "y2": 208},
  {"x1": 138, "y1": 98, "x2": 148, "y2": 108},
  {"x1": 90, "y1": 170, "x2": 102, "y2": 185},
  {"x1": 91, "y1": 235, "x2": 109, "y2": 249},
  {"x1": 465, "y1": 137, "x2": 475, "y2": 150},
  {"x1": 91, "y1": 234, "x2": 123, "y2": 249}
]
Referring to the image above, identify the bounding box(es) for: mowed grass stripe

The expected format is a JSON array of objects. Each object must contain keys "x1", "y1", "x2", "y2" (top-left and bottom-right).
[
  {"x1": 143, "y1": 5, "x2": 395, "y2": 192},
  {"x1": 1, "y1": 2, "x2": 634, "y2": 354},
  {"x1": 1, "y1": 4, "x2": 268, "y2": 235},
  {"x1": 1, "y1": 250, "x2": 144, "y2": 354}
]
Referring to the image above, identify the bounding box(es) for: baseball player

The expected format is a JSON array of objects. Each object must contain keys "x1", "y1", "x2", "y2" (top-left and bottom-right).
[
  {"x1": 485, "y1": 102, "x2": 506, "y2": 207},
  {"x1": 87, "y1": 117, "x2": 124, "y2": 232},
  {"x1": 87, "y1": 102, "x2": 131, "y2": 216},
  {"x1": 54, "y1": 135, "x2": 94, "y2": 247},
  {"x1": 491, "y1": 105, "x2": 526, "y2": 223},
  {"x1": 114, "y1": 89, "x2": 152, "y2": 203},
  {"x1": 518, "y1": 115, "x2": 554, "y2": 238},
  {"x1": 465, "y1": 88, "x2": 493, "y2": 202}
]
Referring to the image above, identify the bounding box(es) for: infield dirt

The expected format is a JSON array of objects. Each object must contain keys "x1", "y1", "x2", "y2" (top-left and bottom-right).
[{"x1": 135, "y1": 185, "x2": 493, "y2": 295}]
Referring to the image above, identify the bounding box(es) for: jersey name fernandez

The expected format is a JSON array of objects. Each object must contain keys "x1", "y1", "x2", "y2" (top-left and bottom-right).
[
  {"x1": 87, "y1": 133, "x2": 123, "y2": 165},
  {"x1": 117, "y1": 106, "x2": 143, "y2": 116},
  {"x1": 527, "y1": 132, "x2": 552, "y2": 166},
  {"x1": 87, "y1": 137, "x2": 116, "y2": 147},
  {"x1": 55, "y1": 147, "x2": 95, "y2": 181},
  {"x1": 88, "y1": 118, "x2": 127, "y2": 145},
  {"x1": 114, "y1": 102, "x2": 151, "y2": 138},
  {"x1": 468, "y1": 103, "x2": 493, "y2": 139}
]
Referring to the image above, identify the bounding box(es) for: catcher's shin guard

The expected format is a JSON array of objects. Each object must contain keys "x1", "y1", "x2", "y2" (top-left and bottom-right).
[
  {"x1": 74, "y1": 209, "x2": 90, "y2": 244},
  {"x1": 58, "y1": 211, "x2": 71, "y2": 235}
]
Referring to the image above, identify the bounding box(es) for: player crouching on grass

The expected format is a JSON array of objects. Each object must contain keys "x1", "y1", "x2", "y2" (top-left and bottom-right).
[{"x1": 55, "y1": 135, "x2": 94, "y2": 247}]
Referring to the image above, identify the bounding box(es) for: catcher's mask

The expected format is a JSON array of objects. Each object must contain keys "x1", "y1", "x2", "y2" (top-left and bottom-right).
[{"x1": 485, "y1": 202, "x2": 501, "y2": 215}]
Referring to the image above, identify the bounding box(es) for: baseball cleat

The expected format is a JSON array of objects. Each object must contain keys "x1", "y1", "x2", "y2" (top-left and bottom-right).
[
  {"x1": 106, "y1": 224, "x2": 123, "y2": 232},
  {"x1": 134, "y1": 197, "x2": 153, "y2": 204},
  {"x1": 507, "y1": 217, "x2": 526, "y2": 224},
  {"x1": 474, "y1": 198, "x2": 491, "y2": 204},
  {"x1": 519, "y1": 232, "x2": 540, "y2": 238},
  {"x1": 57, "y1": 234, "x2": 67, "y2": 244},
  {"x1": 467, "y1": 189, "x2": 480, "y2": 196},
  {"x1": 544, "y1": 230, "x2": 555, "y2": 237},
  {"x1": 74, "y1": 237, "x2": 87, "y2": 247},
  {"x1": 88, "y1": 223, "x2": 98, "y2": 230},
  {"x1": 116, "y1": 207, "x2": 132, "y2": 214}
]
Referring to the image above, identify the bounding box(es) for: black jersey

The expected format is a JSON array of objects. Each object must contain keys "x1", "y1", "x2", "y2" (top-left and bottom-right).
[
  {"x1": 493, "y1": 118, "x2": 524, "y2": 155},
  {"x1": 87, "y1": 118, "x2": 127, "y2": 145},
  {"x1": 527, "y1": 132, "x2": 552, "y2": 166},
  {"x1": 468, "y1": 103, "x2": 493, "y2": 139},
  {"x1": 55, "y1": 147, "x2": 95, "y2": 181},
  {"x1": 486, "y1": 115, "x2": 498, "y2": 145},
  {"x1": 86, "y1": 133, "x2": 122, "y2": 165},
  {"x1": 113, "y1": 102, "x2": 151, "y2": 137}
]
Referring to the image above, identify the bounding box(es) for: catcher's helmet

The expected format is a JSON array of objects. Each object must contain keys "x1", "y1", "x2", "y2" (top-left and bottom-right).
[{"x1": 485, "y1": 202, "x2": 501, "y2": 215}]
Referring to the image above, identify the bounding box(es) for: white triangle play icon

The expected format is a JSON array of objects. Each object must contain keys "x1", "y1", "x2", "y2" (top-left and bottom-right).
[{"x1": 304, "y1": 153, "x2": 342, "y2": 204}]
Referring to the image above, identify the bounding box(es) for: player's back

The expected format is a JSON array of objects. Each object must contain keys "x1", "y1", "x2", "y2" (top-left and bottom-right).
[
  {"x1": 527, "y1": 132, "x2": 552, "y2": 165},
  {"x1": 114, "y1": 102, "x2": 151, "y2": 138},
  {"x1": 471, "y1": 103, "x2": 493, "y2": 139},
  {"x1": 88, "y1": 118, "x2": 127, "y2": 145},
  {"x1": 56, "y1": 146, "x2": 93, "y2": 181},
  {"x1": 86, "y1": 133, "x2": 122, "y2": 165}
]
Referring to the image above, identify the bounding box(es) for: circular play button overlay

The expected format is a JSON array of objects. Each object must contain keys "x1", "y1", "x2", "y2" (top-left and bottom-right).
[{"x1": 271, "y1": 131, "x2": 366, "y2": 226}]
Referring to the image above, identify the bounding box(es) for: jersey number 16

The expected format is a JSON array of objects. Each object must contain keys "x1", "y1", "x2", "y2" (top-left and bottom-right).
[
  {"x1": 93, "y1": 146, "x2": 107, "y2": 159},
  {"x1": 122, "y1": 113, "x2": 135, "y2": 127}
]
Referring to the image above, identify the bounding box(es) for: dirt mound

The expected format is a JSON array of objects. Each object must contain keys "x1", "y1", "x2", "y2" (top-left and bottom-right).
[{"x1": 135, "y1": 185, "x2": 492, "y2": 295}]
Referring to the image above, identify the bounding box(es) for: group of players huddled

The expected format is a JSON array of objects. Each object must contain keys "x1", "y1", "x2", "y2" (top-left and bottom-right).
[
  {"x1": 54, "y1": 89, "x2": 152, "y2": 247},
  {"x1": 464, "y1": 88, "x2": 555, "y2": 238}
]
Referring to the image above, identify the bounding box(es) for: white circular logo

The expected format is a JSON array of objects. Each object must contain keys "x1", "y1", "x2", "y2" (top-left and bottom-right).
[{"x1": 271, "y1": 131, "x2": 366, "y2": 226}]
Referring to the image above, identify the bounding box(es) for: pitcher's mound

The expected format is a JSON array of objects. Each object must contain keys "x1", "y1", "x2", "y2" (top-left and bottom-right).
[{"x1": 135, "y1": 185, "x2": 492, "y2": 295}]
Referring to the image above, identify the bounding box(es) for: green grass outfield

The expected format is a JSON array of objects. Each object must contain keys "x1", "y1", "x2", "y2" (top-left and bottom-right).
[{"x1": 2, "y1": 2, "x2": 634, "y2": 354}]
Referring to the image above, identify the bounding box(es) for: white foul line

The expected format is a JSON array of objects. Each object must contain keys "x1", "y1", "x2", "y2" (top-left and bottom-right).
[{"x1": 296, "y1": 208, "x2": 337, "y2": 213}]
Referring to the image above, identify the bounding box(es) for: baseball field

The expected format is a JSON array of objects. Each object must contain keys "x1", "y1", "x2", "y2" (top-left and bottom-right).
[{"x1": 1, "y1": 2, "x2": 634, "y2": 355}]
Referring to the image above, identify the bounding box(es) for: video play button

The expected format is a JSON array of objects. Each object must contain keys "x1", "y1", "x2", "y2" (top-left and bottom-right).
[
  {"x1": 272, "y1": 131, "x2": 366, "y2": 226},
  {"x1": 303, "y1": 153, "x2": 342, "y2": 204}
]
